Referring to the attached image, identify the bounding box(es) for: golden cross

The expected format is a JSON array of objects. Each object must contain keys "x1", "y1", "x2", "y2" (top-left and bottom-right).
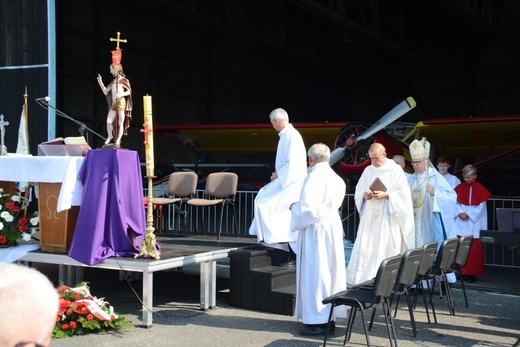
[{"x1": 110, "y1": 31, "x2": 127, "y2": 50}]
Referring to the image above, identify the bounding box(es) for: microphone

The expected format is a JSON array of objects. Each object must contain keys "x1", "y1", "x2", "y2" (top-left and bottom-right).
[{"x1": 35, "y1": 96, "x2": 50, "y2": 102}]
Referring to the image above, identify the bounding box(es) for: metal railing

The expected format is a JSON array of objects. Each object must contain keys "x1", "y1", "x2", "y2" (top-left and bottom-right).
[{"x1": 147, "y1": 187, "x2": 519, "y2": 269}]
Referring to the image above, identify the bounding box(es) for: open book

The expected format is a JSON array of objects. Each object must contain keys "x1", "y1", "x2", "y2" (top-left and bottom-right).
[
  {"x1": 42, "y1": 136, "x2": 89, "y2": 145},
  {"x1": 369, "y1": 177, "x2": 387, "y2": 193},
  {"x1": 38, "y1": 136, "x2": 91, "y2": 156}
]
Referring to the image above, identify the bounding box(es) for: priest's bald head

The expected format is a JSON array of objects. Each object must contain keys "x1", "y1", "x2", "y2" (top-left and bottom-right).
[{"x1": 368, "y1": 143, "x2": 387, "y2": 168}]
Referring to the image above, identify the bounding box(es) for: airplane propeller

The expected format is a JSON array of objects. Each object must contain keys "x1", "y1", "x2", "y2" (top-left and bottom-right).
[{"x1": 329, "y1": 96, "x2": 417, "y2": 166}]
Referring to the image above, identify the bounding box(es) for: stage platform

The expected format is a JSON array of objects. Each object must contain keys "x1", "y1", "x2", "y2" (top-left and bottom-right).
[{"x1": 18, "y1": 234, "x2": 258, "y2": 327}]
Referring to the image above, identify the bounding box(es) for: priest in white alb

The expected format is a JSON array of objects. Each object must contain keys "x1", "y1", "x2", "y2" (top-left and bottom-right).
[
  {"x1": 290, "y1": 143, "x2": 347, "y2": 336},
  {"x1": 346, "y1": 143, "x2": 415, "y2": 286},
  {"x1": 249, "y1": 108, "x2": 307, "y2": 262}
]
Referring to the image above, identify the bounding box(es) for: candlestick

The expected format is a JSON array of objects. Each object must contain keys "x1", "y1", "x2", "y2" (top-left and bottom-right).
[{"x1": 143, "y1": 95, "x2": 154, "y2": 177}]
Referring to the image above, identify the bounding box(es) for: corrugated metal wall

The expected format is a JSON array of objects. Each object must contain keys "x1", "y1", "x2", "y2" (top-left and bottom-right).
[{"x1": 0, "y1": 0, "x2": 49, "y2": 155}]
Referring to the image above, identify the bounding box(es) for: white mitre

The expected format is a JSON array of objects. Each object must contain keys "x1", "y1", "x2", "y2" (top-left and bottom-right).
[{"x1": 409, "y1": 137, "x2": 430, "y2": 161}]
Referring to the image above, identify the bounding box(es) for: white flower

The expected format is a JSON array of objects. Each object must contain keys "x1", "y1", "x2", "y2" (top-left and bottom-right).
[
  {"x1": 0, "y1": 221, "x2": 3, "y2": 231},
  {"x1": 1, "y1": 213, "x2": 14, "y2": 223},
  {"x1": 30, "y1": 216, "x2": 39, "y2": 226},
  {"x1": 30, "y1": 227, "x2": 38, "y2": 235},
  {"x1": 22, "y1": 233, "x2": 31, "y2": 241},
  {"x1": 10, "y1": 195, "x2": 20, "y2": 202}
]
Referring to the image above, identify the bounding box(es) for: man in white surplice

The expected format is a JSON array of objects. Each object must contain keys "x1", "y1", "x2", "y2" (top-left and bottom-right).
[
  {"x1": 249, "y1": 108, "x2": 307, "y2": 257},
  {"x1": 346, "y1": 143, "x2": 415, "y2": 286},
  {"x1": 290, "y1": 143, "x2": 347, "y2": 336}
]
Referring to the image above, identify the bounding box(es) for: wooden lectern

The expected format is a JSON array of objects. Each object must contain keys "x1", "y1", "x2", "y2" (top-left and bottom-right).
[{"x1": 38, "y1": 183, "x2": 80, "y2": 252}]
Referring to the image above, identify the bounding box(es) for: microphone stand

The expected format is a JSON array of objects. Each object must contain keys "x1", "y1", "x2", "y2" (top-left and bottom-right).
[{"x1": 36, "y1": 98, "x2": 106, "y2": 145}]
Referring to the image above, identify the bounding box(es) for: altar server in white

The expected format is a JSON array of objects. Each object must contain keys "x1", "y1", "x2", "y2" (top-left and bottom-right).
[
  {"x1": 347, "y1": 143, "x2": 415, "y2": 286},
  {"x1": 290, "y1": 143, "x2": 347, "y2": 335},
  {"x1": 249, "y1": 108, "x2": 307, "y2": 256},
  {"x1": 407, "y1": 138, "x2": 457, "y2": 246}
]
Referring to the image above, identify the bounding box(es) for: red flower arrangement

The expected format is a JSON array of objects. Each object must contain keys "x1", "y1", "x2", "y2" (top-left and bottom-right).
[
  {"x1": 0, "y1": 187, "x2": 38, "y2": 247},
  {"x1": 53, "y1": 282, "x2": 134, "y2": 338}
]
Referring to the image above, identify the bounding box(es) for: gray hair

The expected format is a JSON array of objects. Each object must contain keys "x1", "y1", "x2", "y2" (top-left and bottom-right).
[
  {"x1": 269, "y1": 108, "x2": 289, "y2": 122},
  {"x1": 0, "y1": 263, "x2": 59, "y2": 346},
  {"x1": 461, "y1": 164, "x2": 477, "y2": 176},
  {"x1": 308, "y1": 143, "x2": 330, "y2": 163}
]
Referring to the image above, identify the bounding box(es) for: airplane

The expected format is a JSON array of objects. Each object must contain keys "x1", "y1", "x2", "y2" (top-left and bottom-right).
[{"x1": 154, "y1": 99, "x2": 520, "y2": 195}]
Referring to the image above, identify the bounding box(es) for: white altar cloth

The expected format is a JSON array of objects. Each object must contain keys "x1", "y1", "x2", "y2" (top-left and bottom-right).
[
  {"x1": 0, "y1": 242, "x2": 41, "y2": 263},
  {"x1": 0, "y1": 156, "x2": 84, "y2": 212}
]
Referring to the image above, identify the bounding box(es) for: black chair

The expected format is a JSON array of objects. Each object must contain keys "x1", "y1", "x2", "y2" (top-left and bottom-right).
[
  {"x1": 409, "y1": 241, "x2": 438, "y2": 324},
  {"x1": 451, "y1": 234, "x2": 474, "y2": 308},
  {"x1": 350, "y1": 248, "x2": 425, "y2": 337},
  {"x1": 419, "y1": 238, "x2": 459, "y2": 320},
  {"x1": 322, "y1": 254, "x2": 402, "y2": 347},
  {"x1": 389, "y1": 247, "x2": 424, "y2": 337}
]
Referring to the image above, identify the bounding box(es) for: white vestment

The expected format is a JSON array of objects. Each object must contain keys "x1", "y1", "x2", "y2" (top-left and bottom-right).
[
  {"x1": 249, "y1": 124, "x2": 307, "y2": 250},
  {"x1": 291, "y1": 162, "x2": 347, "y2": 324},
  {"x1": 346, "y1": 159, "x2": 414, "y2": 286},
  {"x1": 453, "y1": 202, "x2": 487, "y2": 238},
  {"x1": 407, "y1": 167, "x2": 457, "y2": 243},
  {"x1": 442, "y1": 173, "x2": 461, "y2": 189}
]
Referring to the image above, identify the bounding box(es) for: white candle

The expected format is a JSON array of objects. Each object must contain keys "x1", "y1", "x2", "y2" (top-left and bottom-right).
[{"x1": 143, "y1": 95, "x2": 154, "y2": 177}]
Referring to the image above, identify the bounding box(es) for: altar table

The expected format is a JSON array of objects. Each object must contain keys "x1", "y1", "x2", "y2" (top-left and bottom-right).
[{"x1": 0, "y1": 155, "x2": 84, "y2": 211}]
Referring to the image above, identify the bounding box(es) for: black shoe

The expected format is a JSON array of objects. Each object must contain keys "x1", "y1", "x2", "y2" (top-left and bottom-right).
[
  {"x1": 278, "y1": 258, "x2": 296, "y2": 267},
  {"x1": 299, "y1": 322, "x2": 335, "y2": 336},
  {"x1": 463, "y1": 275, "x2": 477, "y2": 283}
]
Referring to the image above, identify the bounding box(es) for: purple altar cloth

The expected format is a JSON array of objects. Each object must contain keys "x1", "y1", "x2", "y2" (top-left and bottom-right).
[{"x1": 67, "y1": 149, "x2": 146, "y2": 265}]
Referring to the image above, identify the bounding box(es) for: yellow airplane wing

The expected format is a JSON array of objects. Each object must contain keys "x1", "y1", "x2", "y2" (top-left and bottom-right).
[
  {"x1": 404, "y1": 116, "x2": 520, "y2": 158},
  {"x1": 155, "y1": 122, "x2": 345, "y2": 153}
]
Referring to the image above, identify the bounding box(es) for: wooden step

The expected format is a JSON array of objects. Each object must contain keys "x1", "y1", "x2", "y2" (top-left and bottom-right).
[
  {"x1": 229, "y1": 247, "x2": 296, "y2": 315},
  {"x1": 272, "y1": 284, "x2": 296, "y2": 315},
  {"x1": 251, "y1": 266, "x2": 295, "y2": 314}
]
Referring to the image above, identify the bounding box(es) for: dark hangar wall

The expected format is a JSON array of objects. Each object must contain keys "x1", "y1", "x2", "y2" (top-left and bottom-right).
[
  {"x1": 56, "y1": 0, "x2": 400, "y2": 166},
  {"x1": 2, "y1": 0, "x2": 520, "y2": 170}
]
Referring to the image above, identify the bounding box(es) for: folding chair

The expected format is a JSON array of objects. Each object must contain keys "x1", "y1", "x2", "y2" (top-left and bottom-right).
[{"x1": 322, "y1": 254, "x2": 402, "y2": 347}]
